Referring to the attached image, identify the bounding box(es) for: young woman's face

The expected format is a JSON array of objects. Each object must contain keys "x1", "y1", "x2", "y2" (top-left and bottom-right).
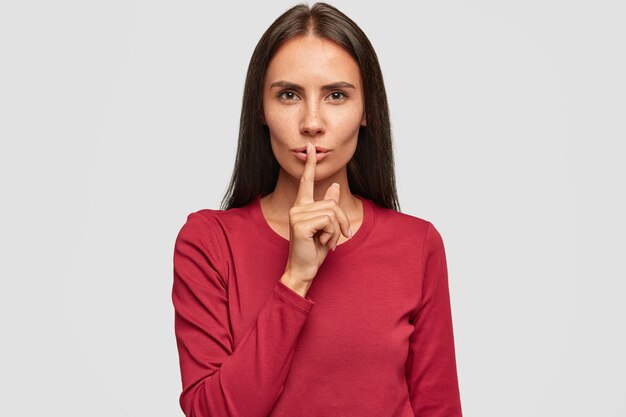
[{"x1": 262, "y1": 35, "x2": 366, "y2": 183}]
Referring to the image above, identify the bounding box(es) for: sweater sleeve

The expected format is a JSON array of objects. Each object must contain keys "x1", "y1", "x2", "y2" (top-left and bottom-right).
[
  {"x1": 172, "y1": 212, "x2": 315, "y2": 417},
  {"x1": 405, "y1": 222, "x2": 463, "y2": 417}
]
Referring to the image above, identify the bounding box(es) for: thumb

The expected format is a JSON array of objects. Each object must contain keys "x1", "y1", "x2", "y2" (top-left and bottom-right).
[
  {"x1": 324, "y1": 182, "x2": 341, "y2": 203},
  {"x1": 319, "y1": 182, "x2": 341, "y2": 247}
]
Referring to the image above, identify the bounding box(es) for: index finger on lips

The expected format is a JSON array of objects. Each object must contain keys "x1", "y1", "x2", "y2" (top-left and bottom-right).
[{"x1": 295, "y1": 141, "x2": 317, "y2": 206}]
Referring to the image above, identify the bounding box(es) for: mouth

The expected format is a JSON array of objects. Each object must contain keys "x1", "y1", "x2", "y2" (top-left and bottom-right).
[
  {"x1": 291, "y1": 145, "x2": 331, "y2": 153},
  {"x1": 292, "y1": 149, "x2": 331, "y2": 162}
]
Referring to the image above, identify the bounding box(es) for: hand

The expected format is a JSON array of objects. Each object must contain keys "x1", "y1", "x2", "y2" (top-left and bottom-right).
[{"x1": 283, "y1": 142, "x2": 352, "y2": 285}]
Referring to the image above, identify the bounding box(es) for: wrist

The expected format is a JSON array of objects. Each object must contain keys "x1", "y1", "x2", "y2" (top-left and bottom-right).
[{"x1": 280, "y1": 272, "x2": 311, "y2": 298}]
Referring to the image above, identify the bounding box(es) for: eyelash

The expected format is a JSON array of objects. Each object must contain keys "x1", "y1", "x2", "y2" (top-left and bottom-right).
[{"x1": 276, "y1": 90, "x2": 349, "y2": 102}]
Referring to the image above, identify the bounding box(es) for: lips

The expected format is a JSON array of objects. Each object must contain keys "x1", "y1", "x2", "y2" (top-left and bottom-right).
[
  {"x1": 292, "y1": 150, "x2": 330, "y2": 162},
  {"x1": 291, "y1": 145, "x2": 330, "y2": 153}
]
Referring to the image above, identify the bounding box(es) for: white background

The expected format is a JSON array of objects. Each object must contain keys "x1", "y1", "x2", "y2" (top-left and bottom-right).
[{"x1": 1, "y1": 0, "x2": 624, "y2": 416}]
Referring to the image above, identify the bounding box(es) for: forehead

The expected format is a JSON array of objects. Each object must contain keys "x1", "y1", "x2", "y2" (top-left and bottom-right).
[{"x1": 265, "y1": 36, "x2": 362, "y2": 87}]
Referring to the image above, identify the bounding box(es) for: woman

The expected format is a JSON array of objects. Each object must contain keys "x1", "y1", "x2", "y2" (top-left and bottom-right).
[{"x1": 172, "y1": 3, "x2": 463, "y2": 416}]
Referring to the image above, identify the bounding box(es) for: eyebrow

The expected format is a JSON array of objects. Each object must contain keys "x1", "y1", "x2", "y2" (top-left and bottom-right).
[{"x1": 270, "y1": 80, "x2": 356, "y2": 90}]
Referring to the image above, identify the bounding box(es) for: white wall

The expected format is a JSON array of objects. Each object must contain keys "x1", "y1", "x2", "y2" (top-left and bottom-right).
[{"x1": 1, "y1": 0, "x2": 624, "y2": 415}]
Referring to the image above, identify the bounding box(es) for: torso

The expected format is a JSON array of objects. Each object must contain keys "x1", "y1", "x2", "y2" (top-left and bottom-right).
[{"x1": 181, "y1": 197, "x2": 437, "y2": 416}]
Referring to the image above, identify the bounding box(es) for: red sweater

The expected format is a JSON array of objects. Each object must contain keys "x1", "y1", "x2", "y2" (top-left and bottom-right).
[{"x1": 172, "y1": 193, "x2": 462, "y2": 417}]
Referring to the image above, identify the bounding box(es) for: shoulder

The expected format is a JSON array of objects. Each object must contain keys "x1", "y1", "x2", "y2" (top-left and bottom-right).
[
  {"x1": 372, "y1": 203, "x2": 445, "y2": 252},
  {"x1": 178, "y1": 202, "x2": 249, "y2": 232},
  {"x1": 174, "y1": 209, "x2": 228, "y2": 256},
  {"x1": 177, "y1": 209, "x2": 222, "y2": 238},
  {"x1": 373, "y1": 203, "x2": 433, "y2": 238},
  {"x1": 174, "y1": 211, "x2": 215, "y2": 247},
  {"x1": 175, "y1": 204, "x2": 252, "y2": 253}
]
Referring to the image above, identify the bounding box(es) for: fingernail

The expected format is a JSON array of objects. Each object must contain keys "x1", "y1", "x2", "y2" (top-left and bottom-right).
[
  {"x1": 307, "y1": 142, "x2": 312, "y2": 153},
  {"x1": 349, "y1": 226, "x2": 353, "y2": 239},
  {"x1": 333, "y1": 183, "x2": 340, "y2": 188}
]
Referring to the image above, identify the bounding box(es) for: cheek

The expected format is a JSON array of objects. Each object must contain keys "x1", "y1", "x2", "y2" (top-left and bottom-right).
[
  {"x1": 264, "y1": 104, "x2": 293, "y2": 142},
  {"x1": 330, "y1": 109, "x2": 363, "y2": 141},
  {"x1": 267, "y1": 120, "x2": 292, "y2": 148}
]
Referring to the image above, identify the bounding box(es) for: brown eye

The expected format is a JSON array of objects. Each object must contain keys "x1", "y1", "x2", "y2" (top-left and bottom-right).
[
  {"x1": 277, "y1": 91, "x2": 299, "y2": 101},
  {"x1": 329, "y1": 91, "x2": 349, "y2": 101}
]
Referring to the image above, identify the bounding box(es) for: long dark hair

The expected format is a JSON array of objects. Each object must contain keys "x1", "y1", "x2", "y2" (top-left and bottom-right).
[{"x1": 220, "y1": 2, "x2": 400, "y2": 212}]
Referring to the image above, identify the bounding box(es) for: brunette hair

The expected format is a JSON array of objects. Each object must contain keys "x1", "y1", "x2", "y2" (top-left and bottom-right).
[{"x1": 220, "y1": 2, "x2": 400, "y2": 212}]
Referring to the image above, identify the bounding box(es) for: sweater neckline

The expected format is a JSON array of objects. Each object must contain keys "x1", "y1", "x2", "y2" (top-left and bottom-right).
[{"x1": 250, "y1": 192, "x2": 375, "y2": 257}]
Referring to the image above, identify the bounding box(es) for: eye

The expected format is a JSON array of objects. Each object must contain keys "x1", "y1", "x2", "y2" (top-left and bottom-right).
[
  {"x1": 328, "y1": 91, "x2": 349, "y2": 101},
  {"x1": 276, "y1": 90, "x2": 350, "y2": 102},
  {"x1": 277, "y1": 90, "x2": 300, "y2": 101}
]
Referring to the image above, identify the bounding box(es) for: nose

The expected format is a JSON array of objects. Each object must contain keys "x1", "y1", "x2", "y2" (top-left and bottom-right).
[{"x1": 300, "y1": 103, "x2": 325, "y2": 136}]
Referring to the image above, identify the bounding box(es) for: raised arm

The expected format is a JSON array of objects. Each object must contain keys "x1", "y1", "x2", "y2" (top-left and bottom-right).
[
  {"x1": 405, "y1": 222, "x2": 463, "y2": 417},
  {"x1": 172, "y1": 213, "x2": 315, "y2": 417}
]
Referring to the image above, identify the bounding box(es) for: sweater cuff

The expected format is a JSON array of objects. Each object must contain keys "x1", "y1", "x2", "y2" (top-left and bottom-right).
[{"x1": 275, "y1": 280, "x2": 315, "y2": 312}]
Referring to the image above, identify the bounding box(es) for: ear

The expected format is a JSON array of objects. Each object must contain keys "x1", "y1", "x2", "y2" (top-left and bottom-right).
[
  {"x1": 261, "y1": 113, "x2": 267, "y2": 125},
  {"x1": 361, "y1": 111, "x2": 367, "y2": 126}
]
